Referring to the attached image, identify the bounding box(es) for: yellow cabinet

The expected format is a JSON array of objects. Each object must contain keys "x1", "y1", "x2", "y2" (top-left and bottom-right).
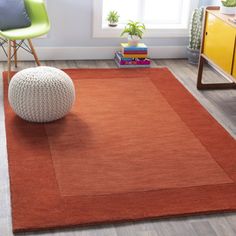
[
  {"x1": 197, "y1": 7, "x2": 236, "y2": 90},
  {"x1": 203, "y1": 12, "x2": 235, "y2": 75},
  {"x1": 233, "y1": 45, "x2": 236, "y2": 78}
]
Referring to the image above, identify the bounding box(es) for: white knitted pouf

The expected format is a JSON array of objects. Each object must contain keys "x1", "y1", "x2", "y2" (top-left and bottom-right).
[{"x1": 8, "y1": 66, "x2": 75, "y2": 123}]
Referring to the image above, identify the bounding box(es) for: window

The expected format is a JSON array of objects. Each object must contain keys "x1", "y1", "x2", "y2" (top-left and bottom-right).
[{"x1": 93, "y1": 0, "x2": 199, "y2": 38}]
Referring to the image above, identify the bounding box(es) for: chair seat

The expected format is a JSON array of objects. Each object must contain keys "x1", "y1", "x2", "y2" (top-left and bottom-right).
[{"x1": 0, "y1": 23, "x2": 50, "y2": 40}]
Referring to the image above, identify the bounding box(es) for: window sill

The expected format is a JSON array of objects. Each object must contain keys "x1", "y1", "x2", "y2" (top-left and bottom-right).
[{"x1": 93, "y1": 26, "x2": 190, "y2": 38}]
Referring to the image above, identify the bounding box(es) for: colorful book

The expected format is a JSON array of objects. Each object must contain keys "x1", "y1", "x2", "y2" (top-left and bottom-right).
[
  {"x1": 115, "y1": 43, "x2": 150, "y2": 67},
  {"x1": 123, "y1": 54, "x2": 148, "y2": 59},
  {"x1": 123, "y1": 50, "x2": 148, "y2": 54},
  {"x1": 121, "y1": 43, "x2": 148, "y2": 51},
  {"x1": 115, "y1": 52, "x2": 150, "y2": 66},
  {"x1": 115, "y1": 51, "x2": 150, "y2": 64},
  {"x1": 114, "y1": 58, "x2": 150, "y2": 68},
  {"x1": 121, "y1": 43, "x2": 148, "y2": 58}
]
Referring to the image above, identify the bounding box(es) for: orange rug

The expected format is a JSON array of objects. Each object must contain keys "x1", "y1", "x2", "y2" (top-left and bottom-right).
[{"x1": 4, "y1": 68, "x2": 236, "y2": 233}]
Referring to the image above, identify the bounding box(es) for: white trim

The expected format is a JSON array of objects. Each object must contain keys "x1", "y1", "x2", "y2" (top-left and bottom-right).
[
  {"x1": 0, "y1": 46, "x2": 187, "y2": 61},
  {"x1": 93, "y1": 26, "x2": 191, "y2": 38},
  {"x1": 93, "y1": 0, "x2": 199, "y2": 38}
]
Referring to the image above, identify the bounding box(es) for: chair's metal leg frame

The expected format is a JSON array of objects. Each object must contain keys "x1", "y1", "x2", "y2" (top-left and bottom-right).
[
  {"x1": 0, "y1": 37, "x2": 41, "y2": 81},
  {"x1": 0, "y1": 38, "x2": 8, "y2": 57}
]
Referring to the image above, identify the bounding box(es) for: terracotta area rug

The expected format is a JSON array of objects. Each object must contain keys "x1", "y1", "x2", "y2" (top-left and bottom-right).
[{"x1": 3, "y1": 68, "x2": 236, "y2": 232}]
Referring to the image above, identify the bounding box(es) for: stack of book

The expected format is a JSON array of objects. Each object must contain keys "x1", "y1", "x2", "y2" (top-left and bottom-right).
[{"x1": 115, "y1": 43, "x2": 150, "y2": 68}]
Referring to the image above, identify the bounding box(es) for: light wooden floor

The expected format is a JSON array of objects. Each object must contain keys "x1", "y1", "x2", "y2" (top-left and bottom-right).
[{"x1": 0, "y1": 59, "x2": 236, "y2": 236}]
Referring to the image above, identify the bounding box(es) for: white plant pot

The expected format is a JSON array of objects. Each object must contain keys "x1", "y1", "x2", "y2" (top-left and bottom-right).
[
  {"x1": 128, "y1": 35, "x2": 140, "y2": 46},
  {"x1": 220, "y1": 6, "x2": 236, "y2": 15}
]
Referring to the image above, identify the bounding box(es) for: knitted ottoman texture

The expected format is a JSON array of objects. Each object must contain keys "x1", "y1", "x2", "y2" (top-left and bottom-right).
[{"x1": 8, "y1": 66, "x2": 75, "y2": 123}]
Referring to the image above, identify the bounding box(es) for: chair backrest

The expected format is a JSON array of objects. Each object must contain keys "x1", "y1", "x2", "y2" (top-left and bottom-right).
[{"x1": 24, "y1": 0, "x2": 50, "y2": 26}]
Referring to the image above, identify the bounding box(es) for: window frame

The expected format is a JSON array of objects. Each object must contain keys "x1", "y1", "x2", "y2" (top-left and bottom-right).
[{"x1": 93, "y1": 0, "x2": 200, "y2": 38}]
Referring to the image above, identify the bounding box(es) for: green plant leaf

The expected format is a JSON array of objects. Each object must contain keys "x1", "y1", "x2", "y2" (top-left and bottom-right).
[
  {"x1": 120, "y1": 20, "x2": 146, "y2": 39},
  {"x1": 107, "y1": 10, "x2": 120, "y2": 23}
]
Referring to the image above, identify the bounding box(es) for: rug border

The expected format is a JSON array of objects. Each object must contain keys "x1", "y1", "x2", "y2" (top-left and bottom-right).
[{"x1": 3, "y1": 68, "x2": 236, "y2": 233}]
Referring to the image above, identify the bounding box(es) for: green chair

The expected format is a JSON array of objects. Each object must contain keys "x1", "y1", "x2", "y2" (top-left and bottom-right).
[{"x1": 0, "y1": 0, "x2": 50, "y2": 80}]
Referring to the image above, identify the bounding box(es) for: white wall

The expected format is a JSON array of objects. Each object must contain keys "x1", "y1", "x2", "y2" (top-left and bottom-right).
[
  {"x1": 34, "y1": 0, "x2": 190, "y2": 48},
  {"x1": 13, "y1": 0, "x2": 221, "y2": 60}
]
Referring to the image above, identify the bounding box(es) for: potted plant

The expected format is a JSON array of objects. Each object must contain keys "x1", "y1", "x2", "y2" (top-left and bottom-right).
[
  {"x1": 107, "y1": 11, "x2": 120, "y2": 27},
  {"x1": 187, "y1": 8, "x2": 204, "y2": 65},
  {"x1": 121, "y1": 21, "x2": 146, "y2": 46},
  {"x1": 221, "y1": 0, "x2": 236, "y2": 14}
]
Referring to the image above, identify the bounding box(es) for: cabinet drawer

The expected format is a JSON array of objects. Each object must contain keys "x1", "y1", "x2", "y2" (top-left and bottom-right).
[{"x1": 203, "y1": 12, "x2": 236, "y2": 74}]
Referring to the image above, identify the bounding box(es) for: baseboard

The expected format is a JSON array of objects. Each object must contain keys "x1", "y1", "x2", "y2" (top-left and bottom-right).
[{"x1": 0, "y1": 46, "x2": 187, "y2": 61}]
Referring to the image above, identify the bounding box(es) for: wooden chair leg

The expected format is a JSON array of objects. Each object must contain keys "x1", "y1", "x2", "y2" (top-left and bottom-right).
[
  {"x1": 27, "y1": 39, "x2": 41, "y2": 66},
  {"x1": 13, "y1": 41, "x2": 17, "y2": 68},
  {"x1": 7, "y1": 40, "x2": 12, "y2": 82}
]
